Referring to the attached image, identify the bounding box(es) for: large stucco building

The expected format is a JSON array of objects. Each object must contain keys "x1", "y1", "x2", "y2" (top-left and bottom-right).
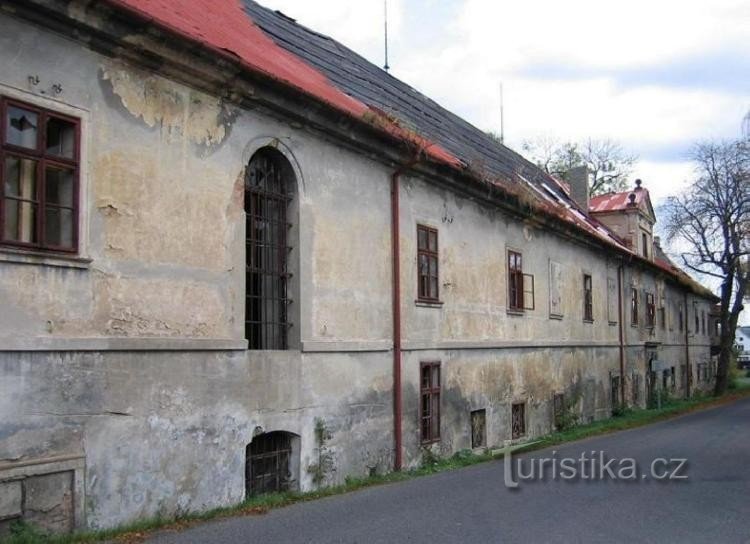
[{"x1": 0, "y1": 0, "x2": 719, "y2": 534}]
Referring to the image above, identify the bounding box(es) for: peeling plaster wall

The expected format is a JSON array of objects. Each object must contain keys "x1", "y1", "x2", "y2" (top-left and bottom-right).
[{"x1": 0, "y1": 350, "x2": 393, "y2": 529}]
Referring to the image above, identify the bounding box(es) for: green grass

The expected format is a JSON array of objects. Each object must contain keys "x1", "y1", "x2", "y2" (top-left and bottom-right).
[{"x1": 8, "y1": 384, "x2": 750, "y2": 544}]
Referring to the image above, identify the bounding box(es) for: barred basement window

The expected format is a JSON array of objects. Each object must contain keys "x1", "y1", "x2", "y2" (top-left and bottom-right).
[
  {"x1": 511, "y1": 402, "x2": 526, "y2": 439},
  {"x1": 645, "y1": 292, "x2": 655, "y2": 328},
  {"x1": 245, "y1": 431, "x2": 298, "y2": 497},
  {"x1": 420, "y1": 362, "x2": 441, "y2": 443},
  {"x1": 630, "y1": 288, "x2": 639, "y2": 326},
  {"x1": 417, "y1": 225, "x2": 439, "y2": 302},
  {"x1": 470, "y1": 409, "x2": 486, "y2": 449},
  {"x1": 611, "y1": 375, "x2": 621, "y2": 415},
  {"x1": 553, "y1": 393, "x2": 565, "y2": 430},
  {"x1": 245, "y1": 149, "x2": 294, "y2": 350},
  {"x1": 583, "y1": 274, "x2": 593, "y2": 321},
  {"x1": 632, "y1": 373, "x2": 641, "y2": 405},
  {"x1": 1, "y1": 97, "x2": 80, "y2": 252}
]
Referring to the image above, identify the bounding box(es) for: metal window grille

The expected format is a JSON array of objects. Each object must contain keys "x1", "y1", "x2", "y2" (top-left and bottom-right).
[
  {"x1": 470, "y1": 409, "x2": 486, "y2": 449},
  {"x1": 611, "y1": 375, "x2": 621, "y2": 414},
  {"x1": 417, "y1": 225, "x2": 439, "y2": 301},
  {"x1": 553, "y1": 393, "x2": 565, "y2": 430},
  {"x1": 245, "y1": 432, "x2": 293, "y2": 497},
  {"x1": 420, "y1": 362, "x2": 441, "y2": 443},
  {"x1": 245, "y1": 151, "x2": 292, "y2": 349},
  {"x1": 511, "y1": 402, "x2": 525, "y2": 439}
]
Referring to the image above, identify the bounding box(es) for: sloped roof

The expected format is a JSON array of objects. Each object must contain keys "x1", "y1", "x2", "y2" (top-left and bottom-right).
[
  {"x1": 590, "y1": 186, "x2": 655, "y2": 220},
  {"x1": 590, "y1": 189, "x2": 645, "y2": 212},
  {"x1": 104, "y1": 0, "x2": 714, "y2": 299}
]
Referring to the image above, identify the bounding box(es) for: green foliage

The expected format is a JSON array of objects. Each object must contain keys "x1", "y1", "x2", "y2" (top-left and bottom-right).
[
  {"x1": 555, "y1": 391, "x2": 581, "y2": 431},
  {"x1": 307, "y1": 418, "x2": 334, "y2": 487},
  {"x1": 521, "y1": 137, "x2": 637, "y2": 196},
  {"x1": 5, "y1": 520, "x2": 49, "y2": 544}
]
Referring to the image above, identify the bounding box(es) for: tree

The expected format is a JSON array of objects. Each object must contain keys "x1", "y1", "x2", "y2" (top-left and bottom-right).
[
  {"x1": 521, "y1": 137, "x2": 637, "y2": 196},
  {"x1": 663, "y1": 138, "x2": 750, "y2": 396}
]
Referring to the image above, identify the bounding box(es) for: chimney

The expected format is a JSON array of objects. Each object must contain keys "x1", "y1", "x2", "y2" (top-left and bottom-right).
[{"x1": 566, "y1": 165, "x2": 589, "y2": 213}]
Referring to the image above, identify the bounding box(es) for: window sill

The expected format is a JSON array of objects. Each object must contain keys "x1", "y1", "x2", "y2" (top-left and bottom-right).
[
  {"x1": 0, "y1": 247, "x2": 92, "y2": 269},
  {"x1": 415, "y1": 300, "x2": 443, "y2": 309},
  {"x1": 549, "y1": 314, "x2": 563, "y2": 321},
  {"x1": 608, "y1": 321, "x2": 618, "y2": 326},
  {"x1": 506, "y1": 309, "x2": 525, "y2": 317},
  {"x1": 583, "y1": 319, "x2": 594, "y2": 324}
]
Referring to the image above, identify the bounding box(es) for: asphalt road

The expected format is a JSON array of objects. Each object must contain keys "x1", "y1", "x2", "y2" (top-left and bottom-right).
[{"x1": 149, "y1": 397, "x2": 750, "y2": 543}]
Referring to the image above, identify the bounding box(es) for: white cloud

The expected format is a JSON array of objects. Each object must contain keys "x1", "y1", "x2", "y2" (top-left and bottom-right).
[{"x1": 255, "y1": 0, "x2": 748, "y2": 202}]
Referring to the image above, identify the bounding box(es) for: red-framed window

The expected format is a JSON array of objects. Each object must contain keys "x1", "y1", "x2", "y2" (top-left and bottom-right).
[
  {"x1": 0, "y1": 97, "x2": 80, "y2": 253},
  {"x1": 417, "y1": 225, "x2": 439, "y2": 302},
  {"x1": 645, "y1": 292, "x2": 655, "y2": 328},
  {"x1": 508, "y1": 250, "x2": 534, "y2": 311},
  {"x1": 630, "y1": 288, "x2": 639, "y2": 325},
  {"x1": 420, "y1": 361, "x2": 441, "y2": 443},
  {"x1": 583, "y1": 274, "x2": 593, "y2": 321}
]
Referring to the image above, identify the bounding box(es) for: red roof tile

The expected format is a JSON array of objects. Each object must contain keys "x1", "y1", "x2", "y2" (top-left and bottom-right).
[
  {"x1": 589, "y1": 188, "x2": 648, "y2": 213},
  {"x1": 108, "y1": 0, "x2": 462, "y2": 168}
]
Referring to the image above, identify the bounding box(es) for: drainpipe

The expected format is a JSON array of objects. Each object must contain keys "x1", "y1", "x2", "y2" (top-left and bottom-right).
[
  {"x1": 390, "y1": 169, "x2": 403, "y2": 471},
  {"x1": 390, "y1": 156, "x2": 420, "y2": 471},
  {"x1": 617, "y1": 264, "x2": 626, "y2": 408},
  {"x1": 684, "y1": 291, "x2": 690, "y2": 399}
]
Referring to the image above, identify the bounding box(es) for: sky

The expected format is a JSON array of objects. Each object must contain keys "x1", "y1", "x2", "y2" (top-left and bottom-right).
[
  {"x1": 256, "y1": 0, "x2": 748, "y2": 203},
  {"x1": 257, "y1": 0, "x2": 749, "y2": 322}
]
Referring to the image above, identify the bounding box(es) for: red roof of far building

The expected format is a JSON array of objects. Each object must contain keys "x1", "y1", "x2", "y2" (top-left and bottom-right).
[{"x1": 589, "y1": 188, "x2": 649, "y2": 213}]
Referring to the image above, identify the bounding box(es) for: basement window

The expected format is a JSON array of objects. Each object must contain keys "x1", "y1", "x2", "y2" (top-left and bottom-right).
[
  {"x1": 508, "y1": 250, "x2": 534, "y2": 311},
  {"x1": 611, "y1": 375, "x2": 621, "y2": 415},
  {"x1": 420, "y1": 362, "x2": 441, "y2": 444},
  {"x1": 553, "y1": 393, "x2": 565, "y2": 430},
  {"x1": 417, "y1": 225, "x2": 439, "y2": 302},
  {"x1": 1, "y1": 97, "x2": 79, "y2": 253},
  {"x1": 583, "y1": 274, "x2": 593, "y2": 321},
  {"x1": 470, "y1": 409, "x2": 486, "y2": 449},
  {"x1": 511, "y1": 402, "x2": 526, "y2": 439}
]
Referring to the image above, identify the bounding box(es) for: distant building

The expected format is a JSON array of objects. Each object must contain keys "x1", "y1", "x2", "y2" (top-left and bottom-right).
[{"x1": 736, "y1": 327, "x2": 750, "y2": 367}]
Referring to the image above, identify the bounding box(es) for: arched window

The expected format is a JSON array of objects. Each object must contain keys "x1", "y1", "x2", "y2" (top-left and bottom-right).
[
  {"x1": 245, "y1": 149, "x2": 294, "y2": 349},
  {"x1": 245, "y1": 431, "x2": 299, "y2": 497}
]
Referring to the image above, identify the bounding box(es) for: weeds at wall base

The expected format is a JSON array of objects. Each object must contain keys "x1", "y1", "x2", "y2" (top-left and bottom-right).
[{"x1": 7, "y1": 384, "x2": 750, "y2": 544}]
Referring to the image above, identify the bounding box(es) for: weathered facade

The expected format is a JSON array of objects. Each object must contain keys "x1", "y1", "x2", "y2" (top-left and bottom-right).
[{"x1": 0, "y1": 0, "x2": 718, "y2": 534}]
